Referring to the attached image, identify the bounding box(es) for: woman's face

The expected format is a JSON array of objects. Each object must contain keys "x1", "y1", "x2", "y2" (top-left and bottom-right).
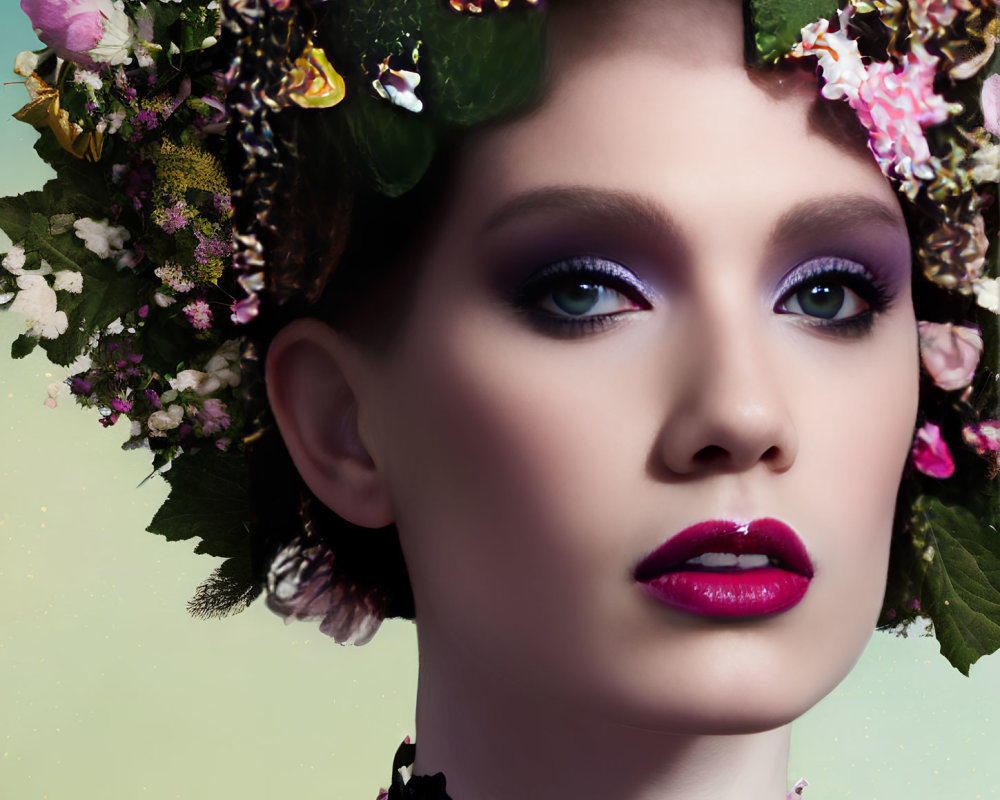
[{"x1": 351, "y1": 0, "x2": 919, "y2": 732}]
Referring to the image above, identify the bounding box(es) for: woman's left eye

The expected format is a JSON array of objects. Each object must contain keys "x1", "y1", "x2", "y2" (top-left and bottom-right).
[
  {"x1": 780, "y1": 278, "x2": 869, "y2": 320},
  {"x1": 775, "y1": 258, "x2": 891, "y2": 334}
]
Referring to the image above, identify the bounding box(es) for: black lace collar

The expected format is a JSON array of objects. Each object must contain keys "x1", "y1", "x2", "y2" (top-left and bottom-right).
[{"x1": 378, "y1": 740, "x2": 452, "y2": 800}]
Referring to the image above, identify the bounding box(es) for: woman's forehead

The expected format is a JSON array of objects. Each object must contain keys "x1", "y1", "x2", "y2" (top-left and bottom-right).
[{"x1": 548, "y1": 0, "x2": 748, "y2": 70}]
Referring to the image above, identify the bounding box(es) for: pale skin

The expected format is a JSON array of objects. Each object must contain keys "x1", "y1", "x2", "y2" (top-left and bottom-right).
[{"x1": 267, "y1": 1, "x2": 921, "y2": 799}]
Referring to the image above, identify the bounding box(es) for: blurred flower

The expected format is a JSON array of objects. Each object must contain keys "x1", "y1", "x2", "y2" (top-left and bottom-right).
[
  {"x1": 962, "y1": 421, "x2": 1000, "y2": 456},
  {"x1": 983, "y1": 74, "x2": 1000, "y2": 138},
  {"x1": 20, "y1": 0, "x2": 135, "y2": 67},
  {"x1": 73, "y1": 217, "x2": 130, "y2": 258},
  {"x1": 148, "y1": 403, "x2": 184, "y2": 435},
  {"x1": 2, "y1": 245, "x2": 26, "y2": 275},
  {"x1": 195, "y1": 398, "x2": 230, "y2": 435},
  {"x1": 182, "y1": 299, "x2": 213, "y2": 330},
  {"x1": 53, "y1": 270, "x2": 83, "y2": 293},
  {"x1": 911, "y1": 422, "x2": 955, "y2": 478},
  {"x1": 917, "y1": 321, "x2": 982, "y2": 391},
  {"x1": 974, "y1": 277, "x2": 999, "y2": 313}
]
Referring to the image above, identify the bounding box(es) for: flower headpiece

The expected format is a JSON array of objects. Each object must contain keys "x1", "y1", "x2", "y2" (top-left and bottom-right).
[{"x1": 1, "y1": 0, "x2": 998, "y2": 672}]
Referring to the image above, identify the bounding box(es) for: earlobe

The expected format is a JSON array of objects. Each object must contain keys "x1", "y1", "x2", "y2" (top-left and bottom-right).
[{"x1": 265, "y1": 318, "x2": 394, "y2": 529}]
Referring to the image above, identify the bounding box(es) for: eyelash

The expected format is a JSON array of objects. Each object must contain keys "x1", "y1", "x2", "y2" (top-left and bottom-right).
[
  {"x1": 513, "y1": 256, "x2": 652, "y2": 336},
  {"x1": 774, "y1": 257, "x2": 893, "y2": 338},
  {"x1": 513, "y1": 255, "x2": 893, "y2": 338}
]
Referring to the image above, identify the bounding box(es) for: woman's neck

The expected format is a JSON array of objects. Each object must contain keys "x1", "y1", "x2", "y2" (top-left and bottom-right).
[{"x1": 412, "y1": 642, "x2": 793, "y2": 800}]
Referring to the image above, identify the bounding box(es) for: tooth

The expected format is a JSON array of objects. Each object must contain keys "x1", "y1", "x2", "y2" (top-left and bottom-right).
[
  {"x1": 688, "y1": 552, "x2": 738, "y2": 568},
  {"x1": 684, "y1": 552, "x2": 771, "y2": 569}
]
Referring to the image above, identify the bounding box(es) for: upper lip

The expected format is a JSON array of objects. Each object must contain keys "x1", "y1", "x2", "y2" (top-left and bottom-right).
[{"x1": 633, "y1": 518, "x2": 814, "y2": 580}]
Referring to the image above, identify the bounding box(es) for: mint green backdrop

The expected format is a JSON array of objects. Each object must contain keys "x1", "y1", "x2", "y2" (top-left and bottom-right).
[{"x1": 1, "y1": 6, "x2": 998, "y2": 799}]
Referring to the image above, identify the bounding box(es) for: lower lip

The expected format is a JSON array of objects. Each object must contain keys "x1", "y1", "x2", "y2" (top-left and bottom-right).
[{"x1": 638, "y1": 568, "x2": 810, "y2": 617}]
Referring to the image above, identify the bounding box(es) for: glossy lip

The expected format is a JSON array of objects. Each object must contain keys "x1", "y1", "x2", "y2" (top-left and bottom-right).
[{"x1": 633, "y1": 519, "x2": 814, "y2": 618}]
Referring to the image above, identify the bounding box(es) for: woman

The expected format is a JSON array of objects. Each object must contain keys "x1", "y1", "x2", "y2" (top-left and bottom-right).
[{"x1": 2, "y1": 0, "x2": 998, "y2": 797}]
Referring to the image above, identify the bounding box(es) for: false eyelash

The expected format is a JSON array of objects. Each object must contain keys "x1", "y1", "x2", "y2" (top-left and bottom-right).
[
  {"x1": 775, "y1": 257, "x2": 895, "y2": 337},
  {"x1": 512, "y1": 256, "x2": 652, "y2": 337}
]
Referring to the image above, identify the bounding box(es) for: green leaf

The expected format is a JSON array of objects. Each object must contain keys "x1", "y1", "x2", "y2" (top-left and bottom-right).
[
  {"x1": 746, "y1": 0, "x2": 842, "y2": 63},
  {"x1": 146, "y1": 447, "x2": 251, "y2": 560},
  {"x1": 911, "y1": 496, "x2": 1000, "y2": 674},
  {"x1": 10, "y1": 333, "x2": 38, "y2": 360},
  {"x1": 345, "y1": 92, "x2": 437, "y2": 197}
]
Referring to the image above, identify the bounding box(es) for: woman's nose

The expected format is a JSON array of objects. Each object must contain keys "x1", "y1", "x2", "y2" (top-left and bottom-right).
[{"x1": 653, "y1": 319, "x2": 798, "y2": 478}]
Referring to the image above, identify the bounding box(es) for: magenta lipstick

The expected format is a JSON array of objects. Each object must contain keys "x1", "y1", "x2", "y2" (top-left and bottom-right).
[{"x1": 634, "y1": 519, "x2": 813, "y2": 617}]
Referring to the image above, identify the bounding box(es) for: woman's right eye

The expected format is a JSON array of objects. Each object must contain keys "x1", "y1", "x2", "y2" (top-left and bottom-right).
[{"x1": 514, "y1": 257, "x2": 652, "y2": 334}]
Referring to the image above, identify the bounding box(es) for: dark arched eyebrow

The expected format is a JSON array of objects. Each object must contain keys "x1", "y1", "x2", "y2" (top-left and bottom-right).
[
  {"x1": 479, "y1": 186, "x2": 679, "y2": 238},
  {"x1": 480, "y1": 186, "x2": 905, "y2": 245},
  {"x1": 769, "y1": 194, "x2": 907, "y2": 244}
]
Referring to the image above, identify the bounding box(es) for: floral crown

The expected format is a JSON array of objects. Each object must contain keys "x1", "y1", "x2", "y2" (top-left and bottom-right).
[{"x1": 1, "y1": 0, "x2": 998, "y2": 672}]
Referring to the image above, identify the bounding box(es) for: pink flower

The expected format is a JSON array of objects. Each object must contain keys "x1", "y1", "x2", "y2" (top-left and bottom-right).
[
  {"x1": 195, "y1": 398, "x2": 231, "y2": 436},
  {"x1": 851, "y1": 46, "x2": 958, "y2": 187},
  {"x1": 962, "y1": 420, "x2": 1000, "y2": 456},
  {"x1": 911, "y1": 422, "x2": 955, "y2": 478},
  {"x1": 20, "y1": 0, "x2": 135, "y2": 67},
  {"x1": 983, "y1": 74, "x2": 1000, "y2": 138},
  {"x1": 918, "y1": 321, "x2": 983, "y2": 391},
  {"x1": 182, "y1": 299, "x2": 213, "y2": 330}
]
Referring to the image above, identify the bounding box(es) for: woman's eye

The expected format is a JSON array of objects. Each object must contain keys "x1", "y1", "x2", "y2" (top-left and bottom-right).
[
  {"x1": 780, "y1": 278, "x2": 869, "y2": 320},
  {"x1": 539, "y1": 280, "x2": 641, "y2": 318},
  {"x1": 513, "y1": 257, "x2": 652, "y2": 334}
]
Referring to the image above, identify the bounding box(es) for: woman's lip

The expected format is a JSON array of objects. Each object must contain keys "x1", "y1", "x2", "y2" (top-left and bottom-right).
[{"x1": 633, "y1": 519, "x2": 813, "y2": 618}]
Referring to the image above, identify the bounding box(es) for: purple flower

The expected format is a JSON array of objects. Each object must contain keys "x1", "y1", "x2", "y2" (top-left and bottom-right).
[
  {"x1": 193, "y1": 230, "x2": 230, "y2": 265},
  {"x1": 111, "y1": 397, "x2": 132, "y2": 414},
  {"x1": 182, "y1": 299, "x2": 213, "y2": 330},
  {"x1": 196, "y1": 398, "x2": 231, "y2": 436},
  {"x1": 144, "y1": 388, "x2": 162, "y2": 409},
  {"x1": 911, "y1": 422, "x2": 955, "y2": 478},
  {"x1": 155, "y1": 200, "x2": 188, "y2": 233},
  {"x1": 70, "y1": 376, "x2": 92, "y2": 395}
]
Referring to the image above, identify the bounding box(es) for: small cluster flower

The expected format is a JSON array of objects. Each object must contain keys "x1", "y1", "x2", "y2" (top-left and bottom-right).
[{"x1": 1, "y1": 0, "x2": 236, "y2": 467}]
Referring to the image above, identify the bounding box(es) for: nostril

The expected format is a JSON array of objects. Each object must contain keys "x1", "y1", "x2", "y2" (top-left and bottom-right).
[
  {"x1": 692, "y1": 444, "x2": 729, "y2": 466},
  {"x1": 761, "y1": 445, "x2": 781, "y2": 462}
]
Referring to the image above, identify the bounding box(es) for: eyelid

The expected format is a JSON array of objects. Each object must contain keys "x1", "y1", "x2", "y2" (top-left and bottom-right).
[
  {"x1": 773, "y1": 256, "x2": 877, "y2": 303},
  {"x1": 515, "y1": 256, "x2": 656, "y2": 306}
]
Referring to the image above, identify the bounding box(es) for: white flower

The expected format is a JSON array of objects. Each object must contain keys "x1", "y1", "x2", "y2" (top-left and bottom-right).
[
  {"x1": 974, "y1": 277, "x2": 1000, "y2": 313},
  {"x1": 133, "y1": 44, "x2": 154, "y2": 68},
  {"x1": 14, "y1": 51, "x2": 38, "y2": 76},
  {"x1": 106, "y1": 317, "x2": 125, "y2": 334},
  {"x1": 148, "y1": 404, "x2": 184, "y2": 434},
  {"x1": 9, "y1": 275, "x2": 68, "y2": 339},
  {"x1": 73, "y1": 67, "x2": 104, "y2": 92},
  {"x1": 792, "y1": 9, "x2": 866, "y2": 103},
  {"x1": 73, "y1": 217, "x2": 131, "y2": 258},
  {"x1": 88, "y1": 2, "x2": 135, "y2": 65},
  {"x1": 169, "y1": 369, "x2": 206, "y2": 393},
  {"x1": 153, "y1": 291, "x2": 176, "y2": 307},
  {"x1": 106, "y1": 109, "x2": 126, "y2": 135},
  {"x1": 3, "y1": 245, "x2": 26, "y2": 275},
  {"x1": 53, "y1": 271, "x2": 83, "y2": 293}
]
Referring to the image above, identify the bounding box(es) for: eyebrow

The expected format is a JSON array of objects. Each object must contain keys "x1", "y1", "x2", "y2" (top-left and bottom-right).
[
  {"x1": 480, "y1": 186, "x2": 906, "y2": 244},
  {"x1": 479, "y1": 186, "x2": 679, "y2": 237},
  {"x1": 769, "y1": 195, "x2": 906, "y2": 244}
]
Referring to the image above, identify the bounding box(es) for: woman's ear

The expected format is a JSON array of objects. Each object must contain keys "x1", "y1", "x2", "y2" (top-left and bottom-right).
[{"x1": 265, "y1": 317, "x2": 394, "y2": 529}]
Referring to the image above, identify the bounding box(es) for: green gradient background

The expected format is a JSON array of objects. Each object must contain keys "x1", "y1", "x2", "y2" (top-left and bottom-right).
[{"x1": 1, "y1": 6, "x2": 998, "y2": 799}]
